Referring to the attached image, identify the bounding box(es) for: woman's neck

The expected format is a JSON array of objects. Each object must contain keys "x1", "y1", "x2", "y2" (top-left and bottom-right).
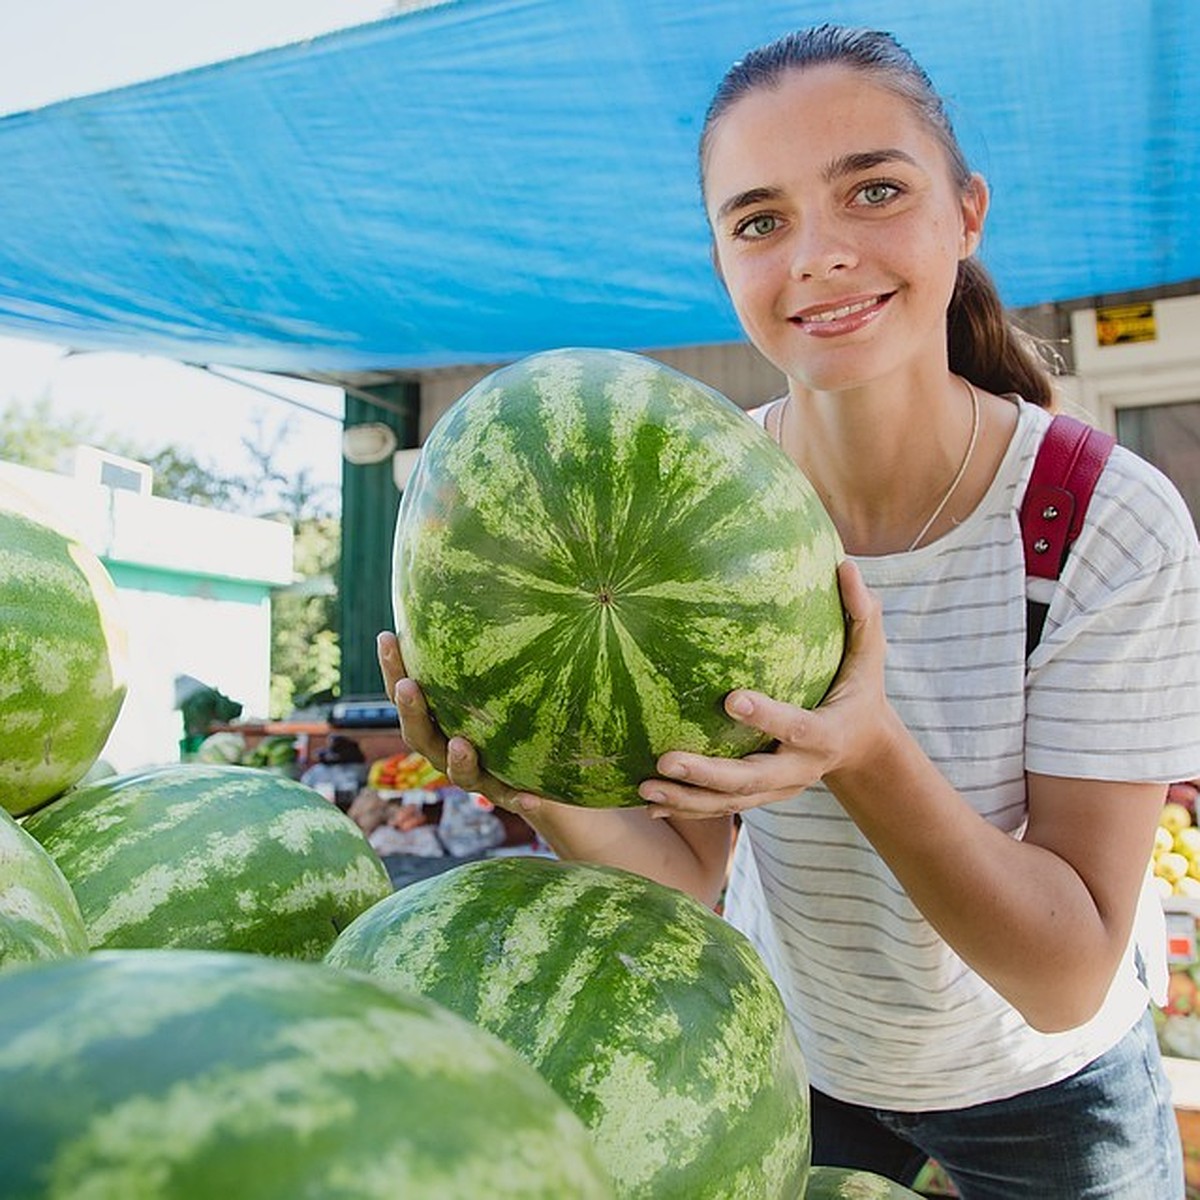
[{"x1": 778, "y1": 374, "x2": 1008, "y2": 556}]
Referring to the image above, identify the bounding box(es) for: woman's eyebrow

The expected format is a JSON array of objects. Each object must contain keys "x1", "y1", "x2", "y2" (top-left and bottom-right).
[
  {"x1": 714, "y1": 185, "x2": 785, "y2": 223},
  {"x1": 823, "y1": 148, "x2": 919, "y2": 181}
]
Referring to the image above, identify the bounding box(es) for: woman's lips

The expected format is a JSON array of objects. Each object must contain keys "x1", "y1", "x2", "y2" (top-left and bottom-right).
[{"x1": 789, "y1": 293, "x2": 892, "y2": 335}]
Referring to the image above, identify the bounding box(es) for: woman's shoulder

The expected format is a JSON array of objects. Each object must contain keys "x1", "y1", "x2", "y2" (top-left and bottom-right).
[
  {"x1": 1096, "y1": 439, "x2": 1198, "y2": 563},
  {"x1": 1009, "y1": 397, "x2": 1197, "y2": 576}
]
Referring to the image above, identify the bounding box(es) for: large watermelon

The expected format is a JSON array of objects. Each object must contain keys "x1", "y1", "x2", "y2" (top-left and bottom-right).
[
  {"x1": 392, "y1": 347, "x2": 844, "y2": 807},
  {"x1": 804, "y1": 1166, "x2": 925, "y2": 1198},
  {"x1": 325, "y1": 856, "x2": 811, "y2": 1199},
  {"x1": 21, "y1": 764, "x2": 393, "y2": 959},
  {"x1": 0, "y1": 949, "x2": 615, "y2": 1199},
  {"x1": 0, "y1": 806, "x2": 88, "y2": 968},
  {"x1": 0, "y1": 482, "x2": 128, "y2": 816}
]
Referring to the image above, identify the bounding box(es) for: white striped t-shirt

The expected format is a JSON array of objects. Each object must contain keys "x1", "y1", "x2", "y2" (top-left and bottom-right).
[{"x1": 725, "y1": 397, "x2": 1200, "y2": 1110}]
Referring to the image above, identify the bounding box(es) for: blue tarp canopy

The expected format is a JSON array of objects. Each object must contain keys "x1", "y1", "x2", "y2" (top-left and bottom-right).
[{"x1": 0, "y1": 0, "x2": 1195, "y2": 374}]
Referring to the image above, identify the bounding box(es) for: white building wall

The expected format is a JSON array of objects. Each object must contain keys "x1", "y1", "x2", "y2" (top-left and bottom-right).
[
  {"x1": 1069, "y1": 293, "x2": 1200, "y2": 432},
  {"x1": 0, "y1": 459, "x2": 293, "y2": 773}
]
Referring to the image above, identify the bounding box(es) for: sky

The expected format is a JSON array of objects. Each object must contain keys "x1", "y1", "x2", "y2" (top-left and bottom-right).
[{"x1": 0, "y1": 0, "x2": 398, "y2": 506}]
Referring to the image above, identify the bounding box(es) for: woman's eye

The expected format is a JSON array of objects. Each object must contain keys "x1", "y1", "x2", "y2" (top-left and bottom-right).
[
  {"x1": 735, "y1": 213, "x2": 778, "y2": 239},
  {"x1": 857, "y1": 181, "x2": 900, "y2": 206}
]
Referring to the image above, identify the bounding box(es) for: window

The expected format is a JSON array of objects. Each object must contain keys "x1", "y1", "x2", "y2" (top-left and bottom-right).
[{"x1": 1116, "y1": 400, "x2": 1200, "y2": 530}]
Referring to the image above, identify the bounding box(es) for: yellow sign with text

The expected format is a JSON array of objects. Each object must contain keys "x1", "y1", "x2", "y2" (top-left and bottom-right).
[{"x1": 1096, "y1": 302, "x2": 1157, "y2": 347}]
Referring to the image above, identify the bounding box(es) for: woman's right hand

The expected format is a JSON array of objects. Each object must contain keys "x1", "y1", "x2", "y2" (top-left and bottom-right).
[{"x1": 375, "y1": 631, "x2": 545, "y2": 815}]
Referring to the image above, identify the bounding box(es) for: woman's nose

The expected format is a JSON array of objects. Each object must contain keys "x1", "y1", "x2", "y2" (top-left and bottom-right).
[{"x1": 788, "y1": 218, "x2": 856, "y2": 280}]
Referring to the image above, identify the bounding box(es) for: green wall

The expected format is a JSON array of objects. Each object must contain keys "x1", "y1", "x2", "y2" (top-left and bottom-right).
[{"x1": 338, "y1": 383, "x2": 420, "y2": 697}]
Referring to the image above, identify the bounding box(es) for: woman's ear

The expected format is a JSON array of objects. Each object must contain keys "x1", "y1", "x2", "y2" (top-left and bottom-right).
[{"x1": 960, "y1": 173, "x2": 989, "y2": 258}]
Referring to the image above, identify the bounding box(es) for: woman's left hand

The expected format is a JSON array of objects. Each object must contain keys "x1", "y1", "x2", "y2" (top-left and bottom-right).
[{"x1": 639, "y1": 559, "x2": 895, "y2": 818}]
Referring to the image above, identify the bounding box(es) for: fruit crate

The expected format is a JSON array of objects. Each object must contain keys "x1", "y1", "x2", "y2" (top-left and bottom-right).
[
  {"x1": 1158, "y1": 897, "x2": 1200, "y2": 1198},
  {"x1": 1163, "y1": 1056, "x2": 1200, "y2": 1199},
  {"x1": 1158, "y1": 897, "x2": 1200, "y2": 1061}
]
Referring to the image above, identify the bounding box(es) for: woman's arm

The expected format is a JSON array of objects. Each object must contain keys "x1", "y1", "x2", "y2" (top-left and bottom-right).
[
  {"x1": 376, "y1": 632, "x2": 734, "y2": 907},
  {"x1": 639, "y1": 560, "x2": 1166, "y2": 1032}
]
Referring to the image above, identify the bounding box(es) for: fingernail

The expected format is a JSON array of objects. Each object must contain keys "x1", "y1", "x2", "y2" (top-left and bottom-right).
[
  {"x1": 728, "y1": 693, "x2": 753, "y2": 716},
  {"x1": 642, "y1": 788, "x2": 666, "y2": 804}
]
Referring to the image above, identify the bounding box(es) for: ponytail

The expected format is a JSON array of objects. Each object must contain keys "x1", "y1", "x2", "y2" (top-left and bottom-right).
[{"x1": 947, "y1": 258, "x2": 1056, "y2": 408}]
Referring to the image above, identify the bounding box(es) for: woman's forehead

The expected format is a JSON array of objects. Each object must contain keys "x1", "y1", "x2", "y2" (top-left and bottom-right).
[{"x1": 714, "y1": 64, "x2": 917, "y2": 140}]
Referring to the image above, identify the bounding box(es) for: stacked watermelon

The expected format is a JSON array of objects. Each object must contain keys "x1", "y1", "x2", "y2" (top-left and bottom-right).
[
  {"x1": 804, "y1": 1167, "x2": 925, "y2": 1198},
  {"x1": 0, "y1": 349, "x2": 881, "y2": 1196},
  {"x1": 393, "y1": 347, "x2": 845, "y2": 808},
  {"x1": 0, "y1": 481, "x2": 129, "y2": 816},
  {"x1": 22, "y1": 764, "x2": 393, "y2": 959},
  {"x1": 0, "y1": 949, "x2": 614, "y2": 1199},
  {"x1": 327, "y1": 856, "x2": 812, "y2": 1199},
  {"x1": 0, "y1": 806, "x2": 88, "y2": 968}
]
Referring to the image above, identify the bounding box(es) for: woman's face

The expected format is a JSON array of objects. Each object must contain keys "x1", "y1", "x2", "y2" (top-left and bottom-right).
[{"x1": 703, "y1": 64, "x2": 986, "y2": 393}]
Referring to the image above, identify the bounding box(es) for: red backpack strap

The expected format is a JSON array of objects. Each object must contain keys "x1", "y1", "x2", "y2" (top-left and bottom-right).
[{"x1": 1021, "y1": 414, "x2": 1116, "y2": 654}]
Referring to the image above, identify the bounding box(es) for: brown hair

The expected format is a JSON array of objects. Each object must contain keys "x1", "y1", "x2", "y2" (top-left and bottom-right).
[{"x1": 700, "y1": 25, "x2": 1055, "y2": 407}]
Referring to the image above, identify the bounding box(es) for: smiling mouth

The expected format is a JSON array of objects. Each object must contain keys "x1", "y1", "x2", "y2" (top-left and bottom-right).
[{"x1": 792, "y1": 294, "x2": 891, "y2": 324}]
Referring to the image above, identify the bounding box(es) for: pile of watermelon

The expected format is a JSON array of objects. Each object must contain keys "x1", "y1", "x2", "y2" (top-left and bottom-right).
[{"x1": 0, "y1": 353, "x2": 928, "y2": 1198}]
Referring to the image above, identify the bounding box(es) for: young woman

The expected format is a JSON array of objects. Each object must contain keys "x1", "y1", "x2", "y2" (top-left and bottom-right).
[{"x1": 378, "y1": 25, "x2": 1200, "y2": 1198}]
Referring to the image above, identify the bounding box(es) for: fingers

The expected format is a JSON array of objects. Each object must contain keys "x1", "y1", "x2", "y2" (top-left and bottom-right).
[
  {"x1": 376, "y1": 631, "x2": 404, "y2": 698},
  {"x1": 636, "y1": 564, "x2": 888, "y2": 821},
  {"x1": 639, "y1": 744, "x2": 813, "y2": 819},
  {"x1": 375, "y1": 631, "x2": 448, "y2": 770},
  {"x1": 836, "y1": 559, "x2": 884, "y2": 661},
  {"x1": 374, "y1": 631, "x2": 544, "y2": 814},
  {"x1": 836, "y1": 557, "x2": 874, "y2": 622},
  {"x1": 446, "y1": 737, "x2": 543, "y2": 815}
]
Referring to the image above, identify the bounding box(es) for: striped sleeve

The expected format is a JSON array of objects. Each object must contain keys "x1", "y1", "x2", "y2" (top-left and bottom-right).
[{"x1": 1025, "y1": 445, "x2": 1200, "y2": 783}]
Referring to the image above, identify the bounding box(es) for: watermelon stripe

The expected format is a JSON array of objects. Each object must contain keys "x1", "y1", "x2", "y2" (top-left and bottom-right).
[
  {"x1": 0, "y1": 950, "x2": 614, "y2": 1199},
  {"x1": 21, "y1": 766, "x2": 393, "y2": 959},
  {"x1": 394, "y1": 348, "x2": 844, "y2": 807},
  {"x1": 326, "y1": 857, "x2": 810, "y2": 1199},
  {"x1": 0, "y1": 504, "x2": 128, "y2": 815},
  {"x1": 0, "y1": 807, "x2": 88, "y2": 965}
]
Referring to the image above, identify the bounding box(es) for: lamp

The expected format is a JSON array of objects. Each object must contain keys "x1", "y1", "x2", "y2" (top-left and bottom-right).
[{"x1": 341, "y1": 422, "x2": 398, "y2": 465}]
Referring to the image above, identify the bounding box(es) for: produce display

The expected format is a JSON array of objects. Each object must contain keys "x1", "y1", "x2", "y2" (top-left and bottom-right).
[
  {"x1": 0, "y1": 806, "x2": 88, "y2": 967},
  {"x1": 803, "y1": 1166, "x2": 923, "y2": 1198},
  {"x1": 392, "y1": 347, "x2": 845, "y2": 807},
  {"x1": 21, "y1": 764, "x2": 393, "y2": 959},
  {"x1": 367, "y1": 750, "x2": 449, "y2": 794},
  {"x1": 0, "y1": 949, "x2": 615, "y2": 1200},
  {"x1": 326, "y1": 856, "x2": 811, "y2": 1199},
  {"x1": 194, "y1": 731, "x2": 299, "y2": 774},
  {"x1": 0, "y1": 483, "x2": 128, "y2": 816},
  {"x1": 1151, "y1": 783, "x2": 1200, "y2": 897}
]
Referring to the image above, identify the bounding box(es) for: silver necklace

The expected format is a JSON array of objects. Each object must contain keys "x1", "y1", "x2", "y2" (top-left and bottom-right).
[
  {"x1": 771, "y1": 378, "x2": 982, "y2": 553},
  {"x1": 905, "y1": 378, "x2": 980, "y2": 552}
]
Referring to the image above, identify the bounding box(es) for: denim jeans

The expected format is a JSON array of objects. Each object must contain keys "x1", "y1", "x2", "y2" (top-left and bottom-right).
[{"x1": 810, "y1": 1009, "x2": 1184, "y2": 1199}]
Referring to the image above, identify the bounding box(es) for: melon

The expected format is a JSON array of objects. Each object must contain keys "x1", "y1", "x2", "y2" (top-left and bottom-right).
[
  {"x1": 0, "y1": 806, "x2": 88, "y2": 968},
  {"x1": 21, "y1": 764, "x2": 393, "y2": 959},
  {"x1": 804, "y1": 1166, "x2": 925, "y2": 1198},
  {"x1": 0, "y1": 483, "x2": 128, "y2": 816},
  {"x1": 326, "y1": 855, "x2": 811, "y2": 1199},
  {"x1": 392, "y1": 347, "x2": 844, "y2": 807},
  {"x1": 0, "y1": 949, "x2": 615, "y2": 1198}
]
